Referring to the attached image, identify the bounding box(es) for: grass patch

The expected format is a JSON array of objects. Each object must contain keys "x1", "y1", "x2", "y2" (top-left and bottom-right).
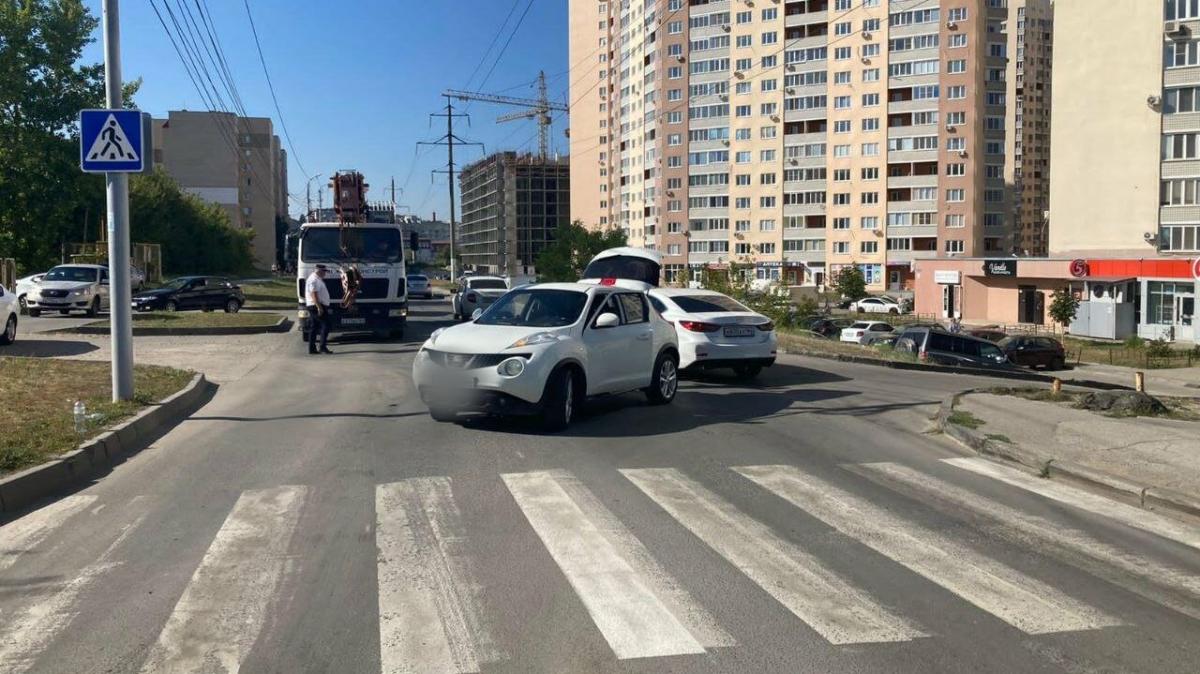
[
  {"x1": 1062, "y1": 336, "x2": 1198, "y2": 370},
  {"x1": 777, "y1": 329, "x2": 918, "y2": 363},
  {"x1": 985, "y1": 433, "x2": 1012, "y2": 443},
  {"x1": 89, "y1": 311, "x2": 282, "y2": 329},
  {"x1": 947, "y1": 410, "x2": 985, "y2": 429},
  {"x1": 0, "y1": 358, "x2": 193, "y2": 474},
  {"x1": 239, "y1": 279, "x2": 296, "y2": 310}
]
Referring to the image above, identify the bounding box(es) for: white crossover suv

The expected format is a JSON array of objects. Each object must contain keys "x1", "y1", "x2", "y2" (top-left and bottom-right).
[
  {"x1": 413, "y1": 282, "x2": 680, "y2": 430},
  {"x1": 648, "y1": 288, "x2": 777, "y2": 379}
]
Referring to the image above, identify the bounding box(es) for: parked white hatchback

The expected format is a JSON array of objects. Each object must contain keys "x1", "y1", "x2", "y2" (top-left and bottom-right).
[
  {"x1": 648, "y1": 288, "x2": 776, "y2": 379},
  {"x1": 0, "y1": 282, "x2": 18, "y2": 345},
  {"x1": 840, "y1": 320, "x2": 895, "y2": 345},
  {"x1": 414, "y1": 282, "x2": 680, "y2": 430}
]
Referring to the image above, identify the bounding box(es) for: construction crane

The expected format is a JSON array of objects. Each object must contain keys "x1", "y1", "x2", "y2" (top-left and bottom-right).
[{"x1": 443, "y1": 71, "x2": 568, "y2": 159}]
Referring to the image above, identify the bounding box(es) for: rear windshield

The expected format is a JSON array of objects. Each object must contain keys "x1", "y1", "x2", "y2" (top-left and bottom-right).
[
  {"x1": 582, "y1": 255, "x2": 660, "y2": 287},
  {"x1": 670, "y1": 294, "x2": 749, "y2": 313},
  {"x1": 469, "y1": 279, "x2": 507, "y2": 290}
]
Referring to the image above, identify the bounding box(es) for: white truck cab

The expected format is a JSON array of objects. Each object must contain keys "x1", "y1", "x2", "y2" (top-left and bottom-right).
[{"x1": 296, "y1": 222, "x2": 408, "y2": 340}]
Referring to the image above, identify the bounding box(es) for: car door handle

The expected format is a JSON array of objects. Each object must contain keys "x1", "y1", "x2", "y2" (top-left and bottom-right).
[{"x1": 636, "y1": 333, "x2": 651, "y2": 341}]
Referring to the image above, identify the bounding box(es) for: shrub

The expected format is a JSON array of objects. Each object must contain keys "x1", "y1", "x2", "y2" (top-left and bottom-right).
[
  {"x1": 1123, "y1": 335, "x2": 1145, "y2": 349},
  {"x1": 1146, "y1": 338, "x2": 1173, "y2": 358}
]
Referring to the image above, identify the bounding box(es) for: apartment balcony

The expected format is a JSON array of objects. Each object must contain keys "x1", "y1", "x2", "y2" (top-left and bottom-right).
[
  {"x1": 1161, "y1": 160, "x2": 1200, "y2": 179},
  {"x1": 784, "y1": 11, "x2": 828, "y2": 29},
  {"x1": 784, "y1": 108, "x2": 828, "y2": 123},
  {"x1": 783, "y1": 131, "x2": 827, "y2": 144},
  {"x1": 1164, "y1": 67, "x2": 1200, "y2": 87},
  {"x1": 783, "y1": 202, "x2": 827, "y2": 216},
  {"x1": 888, "y1": 73, "x2": 939, "y2": 88},
  {"x1": 688, "y1": 229, "x2": 731, "y2": 241},
  {"x1": 781, "y1": 249, "x2": 826, "y2": 264},
  {"x1": 887, "y1": 149, "x2": 939, "y2": 163},
  {"x1": 885, "y1": 224, "x2": 938, "y2": 238},
  {"x1": 1163, "y1": 112, "x2": 1200, "y2": 133},
  {"x1": 887, "y1": 125, "x2": 940, "y2": 140},
  {"x1": 1161, "y1": 205, "x2": 1200, "y2": 223},
  {"x1": 782, "y1": 179, "x2": 828, "y2": 191},
  {"x1": 886, "y1": 98, "x2": 939, "y2": 114},
  {"x1": 886, "y1": 174, "x2": 938, "y2": 189},
  {"x1": 784, "y1": 154, "x2": 827, "y2": 168},
  {"x1": 886, "y1": 200, "x2": 938, "y2": 213}
]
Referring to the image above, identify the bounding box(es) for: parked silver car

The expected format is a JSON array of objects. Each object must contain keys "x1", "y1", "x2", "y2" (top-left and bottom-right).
[
  {"x1": 406, "y1": 273, "x2": 434, "y2": 299},
  {"x1": 450, "y1": 276, "x2": 508, "y2": 321}
]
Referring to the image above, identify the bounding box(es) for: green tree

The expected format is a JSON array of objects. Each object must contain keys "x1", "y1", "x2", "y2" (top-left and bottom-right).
[
  {"x1": 129, "y1": 170, "x2": 254, "y2": 274},
  {"x1": 534, "y1": 220, "x2": 627, "y2": 282},
  {"x1": 1048, "y1": 287, "x2": 1081, "y2": 328},
  {"x1": 834, "y1": 266, "x2": 868, "y2": 301},
  {"x1": 0, "y1": 1, "x2": 124, "y2": 272}
]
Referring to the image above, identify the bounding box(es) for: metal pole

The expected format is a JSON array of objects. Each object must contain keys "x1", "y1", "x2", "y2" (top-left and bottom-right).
[
  {"x1": 103, "y1": 0, "x2": 134, "y2": 401},
  {"x1": 446, "y1": 97, "x2": 457, "y2": 281}
]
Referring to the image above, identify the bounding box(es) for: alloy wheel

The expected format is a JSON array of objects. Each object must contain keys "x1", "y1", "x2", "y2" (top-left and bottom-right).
[
  {"x1": 563, "y1": 376, "x2": 574, "y2": 424},
  {"x1": 659, "y1": 359, "x2": 678, "y2": 399},
  {"x1": 5, "y1": 316, "x2": 15, "y2": 342}
]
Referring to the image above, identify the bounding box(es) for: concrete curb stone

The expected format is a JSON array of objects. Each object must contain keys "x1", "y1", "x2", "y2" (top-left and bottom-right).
[
  {"x1": 0, "y1": 373, "x2": 213, "y2": 513},
  {"x1": 61, "y1": 316, "x2": 291, "y2": 336},
  {"x1": 936, "y1": 391, "x2": 1200, "y2": 522}
]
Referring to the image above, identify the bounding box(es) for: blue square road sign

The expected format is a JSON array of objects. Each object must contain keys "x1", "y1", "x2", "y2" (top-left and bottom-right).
[{"x1": 80, "y1": 109, "x2": 147, "y2": 173}]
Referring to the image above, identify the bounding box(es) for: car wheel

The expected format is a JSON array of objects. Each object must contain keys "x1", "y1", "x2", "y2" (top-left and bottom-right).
[
  {"x1": 429, "y1": 406, "x2": 457, "y2": 422},
  {"x1": 645, "y1": 352, "x2": 680, "y2": 405},
  {"x1": 732, "y1": 364, "x2": 762, "y2": 380},
  {"x1": 856, "y1": 306, "x2": 865, "y2": 313},
  {"x1": 1051, "y1": 356, "x2": 1066, "y2": 370},
  {"x1": 889, "y1": 308, "x2": 898, "y2": 315},
  {"x1": 0, "y1": 315, "x2": 16, "y2": 345},
  {"x1": 389, "y1": 328, "x2": 405, "y2": 340},
  {"x1": 541, "y1": 367, "x2": 577, "y2": 432},
  {"x1": 28, "y1": 308, "x2": 40, "y2": 318},
  {"x1": 60, "y1": 309, "x2": 71, "y2": 316},
  {"x1": 84, "y1": 299, "x2": 100, "y2": 318},
  {"x1": 17, "y1": 295, "x2": 27, "y2": 314},
  {"x1": 165, "y1": 300, "x2": 178, "y2": 312},
  {"x1": 224, "y1": 298, "x2": 241, "y2": 313}
]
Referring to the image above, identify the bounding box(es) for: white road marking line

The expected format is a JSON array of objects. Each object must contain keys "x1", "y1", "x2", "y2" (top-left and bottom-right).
[
  {"x1": 376, "y1": 478, "x2": 503, "y2": 674},
  {"x1": 735, "y1": 465, "x2": 1121, "y2": 635},
  {"x1": 0, "y1": 510, "x2": 147, "y2": 674},
  {"x1": 0, "y1": 496, "x2": 97, "y2": 574},
  {"x1": 943, "y1": 457, "x2": 1200, "y2": 551},
  {"x1": 502, "y1": 470, "x2": 717, "y2": 659},
  {"x1": 858, "y1": 462, "x2": 1200, "y2": 621},
  {"x1": 139, "y1": 486, "x2": 306, "y2": 673},
  {"x1": 621, "y1": 467, "x2": 924, "y2": 645}
]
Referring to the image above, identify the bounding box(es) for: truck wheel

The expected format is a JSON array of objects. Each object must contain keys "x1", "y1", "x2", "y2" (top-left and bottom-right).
[{"x1": 644, "y1": 352, "x2": 679, "y2": 405}]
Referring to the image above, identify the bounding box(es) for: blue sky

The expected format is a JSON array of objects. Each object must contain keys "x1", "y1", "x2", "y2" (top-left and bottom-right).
[{"x1": 81, "y1": 0, "x2": 569, "y2": 220}]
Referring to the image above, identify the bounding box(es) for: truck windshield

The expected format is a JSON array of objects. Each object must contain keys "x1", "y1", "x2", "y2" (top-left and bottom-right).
[
  {"x1": 301, "y1": 228, "x2": 401, "y2": 263},
  {"x1": 43, "y1": 266, "x2": 99, "y2": 282},
  {"x1": 476, "y1": 289, "x2": 587, "y2": 328}
]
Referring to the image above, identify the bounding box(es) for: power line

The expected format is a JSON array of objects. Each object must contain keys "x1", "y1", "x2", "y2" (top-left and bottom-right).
[
  {"x1": 242, "y1": 0, "x2": 310, "y2": 180},
  {"x1": 474, "y1": 0, "x2": 535, "y2": 95},
  {"x1": 461, "y1": 0, "x2": 522, "y2": 92}
]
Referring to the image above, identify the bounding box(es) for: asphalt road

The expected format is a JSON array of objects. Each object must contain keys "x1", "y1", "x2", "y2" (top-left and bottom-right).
[{"x1": 2, "y1": 297, "x2": 1199, "y2": 673}]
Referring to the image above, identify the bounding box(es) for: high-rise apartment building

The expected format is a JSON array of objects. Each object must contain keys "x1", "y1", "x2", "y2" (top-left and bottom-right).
[
  {"x1": 151, "y1": 111, "x2": 288, "y2": 268},
  {"x1": 459, "y1": 152, "x2": 571, "y2": 276},
  {"x1": 569, "y1": 0, "x2": 1052, "y2": 292},
  {"x1": 1006, "y1": 0, "x2": 1052, "y2": 256}
]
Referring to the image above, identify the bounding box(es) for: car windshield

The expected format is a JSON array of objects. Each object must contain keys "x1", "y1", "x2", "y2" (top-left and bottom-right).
[
  {"x1": 850, "y1": 322, "x2": 871, "y2": 329},
  {"x1": 997, "y1": 337, "x2": 1017, "y2": 348},
  {"x1": 469, "y1": 279, "x2": 508, "y2": 290},
  {"x1": 582, "y1": 255, "x2": 660, "y2": 286},
  {"x1": 300, "y1": 228, "x2": 401, "y2": 262},
  {"x1": 476, "y1": 289, "x2": 588, "y2": 327},
  {"x1": 43, "y1": 266, "x2": 98, "y2": 282},
  {"x1": 670, "y1": 294, "x2": 750, "y2": 313}
]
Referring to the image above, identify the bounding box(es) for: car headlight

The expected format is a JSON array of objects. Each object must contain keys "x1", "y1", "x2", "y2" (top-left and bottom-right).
[
  {"x1": 71, "y1": 289, "x2": 89, "y2": 297},
  {"x1": 497, "y1": 357, "x2": 525, "y2": 377},
  {"x1": 508, "y1": 332, "x2": 561, "y2": 349}
]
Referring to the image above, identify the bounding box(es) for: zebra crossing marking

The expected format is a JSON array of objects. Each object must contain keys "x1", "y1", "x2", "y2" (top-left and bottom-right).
[{"x1": 0, "y1": 496, "x2": 97, "y2": 574}]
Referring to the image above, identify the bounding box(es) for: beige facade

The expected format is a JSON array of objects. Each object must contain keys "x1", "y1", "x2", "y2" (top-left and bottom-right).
[
  {"x1": 569, "y1": 0, "x2": 1048, "y2": 291},
  {"x1": 1048, "y1": 0, "x2": 1163, "y2": 257},
  {"x1": 151, "y1": 111, "x2": 287, "y2": 268}
]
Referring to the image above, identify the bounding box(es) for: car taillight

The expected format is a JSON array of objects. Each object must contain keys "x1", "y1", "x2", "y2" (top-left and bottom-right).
[
  {"x1": 856, "y1": 331, "x2": 864, "y2": 337},
  {"x1": 919, "y1": 351, "x2": 928, "y2": 361},
  {"x1": 679, "y1": 320, "x2": 720, "y2": 333},
  {"x1": 467, "y1": 293, "x2": 477, "y2": 302},
  {"x1": 756, "y1": 322, "x2": 775, "y2": 332}
]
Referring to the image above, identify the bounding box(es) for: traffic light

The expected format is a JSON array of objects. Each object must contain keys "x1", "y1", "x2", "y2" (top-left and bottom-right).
[{"x1": 410, "y1": 231, "x2": 419, "y2": 252}]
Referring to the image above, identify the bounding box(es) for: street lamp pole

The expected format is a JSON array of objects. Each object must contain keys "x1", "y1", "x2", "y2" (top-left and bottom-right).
[{"x1": 102, "y1": 0, "x2": 134, "y2": 401}]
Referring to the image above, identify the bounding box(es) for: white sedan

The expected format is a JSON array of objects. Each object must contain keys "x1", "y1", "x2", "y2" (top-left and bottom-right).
[
  {"x1": 14, "y1": 273, "x2": 44, "y2": 314},
  {"x1": 853, "y1": 296, "x2": 904, "y2": 314},
  {"x1": 648, "y1": 288, "x2": 776, "y2": 379},
  {"x1": 413, "y1": 282, "x2": 680, "y2": 430},
  {"x1": 0, "y1": 283, "x2": 18, "y2": 345},
  {"x1": 840, "y1": 321, "x2": 895, "y2": 345}
]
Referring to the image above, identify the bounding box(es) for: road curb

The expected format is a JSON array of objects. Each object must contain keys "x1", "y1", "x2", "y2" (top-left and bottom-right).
[
  {"x1": 936, "y1": 391, "x2": 1200, "y2": 522},
  {"x1": 63, "y1": 316, "x2": 291, "y2": 336},
  {"x1": 0, "y1": 373, "x2": 214, "y2": 514},
  {"x1": 780, "y1": 346, "x2": 1131, "y2": 390}
]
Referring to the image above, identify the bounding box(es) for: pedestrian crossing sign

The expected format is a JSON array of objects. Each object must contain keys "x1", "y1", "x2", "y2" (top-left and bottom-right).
[{"x1": 79, "y1": 109, "x2": 147, "y2": 173}]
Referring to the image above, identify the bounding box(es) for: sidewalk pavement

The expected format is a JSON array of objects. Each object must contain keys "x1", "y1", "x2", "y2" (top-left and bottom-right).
[
  {"x1": 1066, "y1": 363, "x2": 1200, "y2": 398},
  {"x1": 956, "y1": 392, "x2": 1200, "y2": 499}
]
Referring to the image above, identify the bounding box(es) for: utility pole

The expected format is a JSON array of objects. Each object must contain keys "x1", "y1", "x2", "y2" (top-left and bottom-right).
[
  {"x1": 103, "y1": 0, "x2": 134, "y2": 401},
  {"x1": 419, "y1": 97, "x2": 482, "y2": 280}
]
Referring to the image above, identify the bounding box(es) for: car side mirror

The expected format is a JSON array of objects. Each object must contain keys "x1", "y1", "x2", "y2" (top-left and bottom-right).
[
  {"x1": 594, "y1": 312, "x2": 620, "y2": 329},
  {"x1": 471, "y1": 308, "x2": 483, "y2": 321}
]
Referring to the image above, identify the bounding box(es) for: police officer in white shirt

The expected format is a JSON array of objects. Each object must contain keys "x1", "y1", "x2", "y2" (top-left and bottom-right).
[{"x1": 305, "y1": 264, "x2": 334, "y2": 354}]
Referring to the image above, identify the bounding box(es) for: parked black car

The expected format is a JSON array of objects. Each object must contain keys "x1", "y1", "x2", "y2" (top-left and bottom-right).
[
  {"x1": 132, "y1": 276, "x2": 244, "y2": 313},
  {"x1": 998, "y1": 335, "x2": 1067, "y2": 370},
  {"x1": 894, "y1": 326, "x2": 1017, "y2": 370},
  {"x1": 808, "y1": 316, "x2": 854, "y2": 339}
]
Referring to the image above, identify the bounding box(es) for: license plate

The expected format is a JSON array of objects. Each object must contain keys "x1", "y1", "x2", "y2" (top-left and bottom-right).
[
  {"x1": 723, "y1": 326, "x2": 755, "y2": 338},
  {"x1": 341, "y1": 317, "x2": 366, "y2": 326}
]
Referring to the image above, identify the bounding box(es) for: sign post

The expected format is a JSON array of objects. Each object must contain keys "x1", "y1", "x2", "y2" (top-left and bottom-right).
[{"x1": 79, "y1": 0, "x2": 139, "y2": 401}]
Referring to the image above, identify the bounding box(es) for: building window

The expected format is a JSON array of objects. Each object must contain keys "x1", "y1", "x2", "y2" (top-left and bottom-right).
[
  {"x1": 759, "y1": 219, "x2": 776, "y2": 231},
  {"x1": 861, "y1": 192, "x2": 879, "y2": 204},
  {"x1": 834, "y1": 71, "x2": 851, "y2": 84},
  {"x1": 861, "y1": 241, "x2": 878, "y2": 254},
  {"x1": 1163, "y1": 133, "x2": 1200, "y2": 160},
  {"x1": 834, "y1": 144, "x2": 851, "y2": 157},
  {"x1": 862, "y1": 93, "x2": 880, "y2": 107},
  {"x1": 946, "y1": 163, "x2": 966, "y2": 176},
  {"x1": 736, "y1": 197, "x2": 751, "y2": 209},
  {"x1": 946, "y1": 214, "x2": 966, "y2": 228},
  {"x1": 1166, "y1": 40, "x2": 1200, "y2": 68},
  {"x1": 760, "y1": 196, "x2": 776, "y2": 208},
  {"x1": 833, "y1": 193, "x2": 851, "y2": 205},
  {"x1": 668, "y1": 20, "x2": 682, "y2": 34},
  {"x1": 949, "y1": 34, "x2": 968, "y2": 48},
  {"x1": 736, "y1": 219, "x2": 751, "y2": 231},
  {"x1": 834, "y1": 95, "x2": 852, "y2": 109},
  {"x1": 1161, "y1": 178, "x2": 1200, "y2": 205},
  {"x1": 736, "y1": 173, "x2": 751, "y2": 185},
  {"x1": 862, "y1": 167, "x2": 879, "y2": 180},
  {"x1": 947, "y1": 85, "x2": 967, "y2": 100},
  {"x1": 862, "y1": 118, "x2": 879, "y2": 131},
  {"x1": 832, "y1": 217, "x2": 851, "y2": 229},
  {"x1": 833, "y1": 241, "x2": 850, "y2": 254},
  {"x1": 1147, "y1": 281, "x2": 1192, "y2": 324},
  {"x1": 861, "y1": 216, "x2": 879, "y2": 229},
  {"x1": 762, "y1": 31, "x2": 778, "y2": 45},
  {"x1": 862, "y1": 143, "x2": 880, "y2": 156},
  {"x1": 1166, "y1": 0, "x2": 1200, "y2": 20},
  {"x1": 833, "y1": 168, "x2": 851, "y2": 181},
  {"x1": 1160, "y1": 224, "x2": 1200, "y2": 251},
  {"x1": 834, "y1": 120, "x2": 851, "y2": 133},
  {"x1": 947, "y1": 7, "x2": 968, "y2": 21},
  {"x1": 944, "y1": 239, "x2": 965, "y2": 254},
  {"x1": 736, "y1": 10, "x2": 752, "y2": 23},
  {"x1": 946, "y1": 189, "x2": 966, "y2": 202},
  {"x1": 948, "y1": 59, "x2": 967, "y2": 74}
]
